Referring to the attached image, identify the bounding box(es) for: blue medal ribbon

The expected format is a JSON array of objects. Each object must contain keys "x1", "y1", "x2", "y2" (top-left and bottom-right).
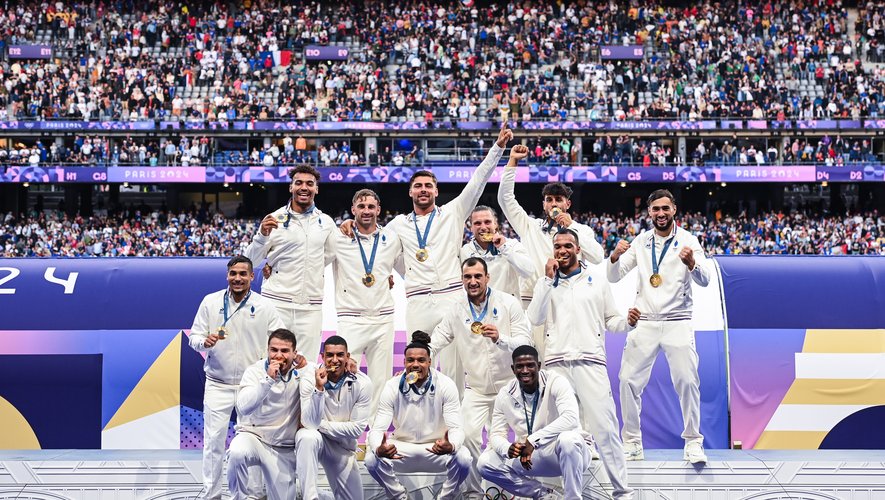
[
  {"x1": 264, "y1": 359, "x2": 295, "y2": 383},
  {"x1": 324, "y1": 372, "x2": 350, "y2": 392},
  {"x1": 521, "y1": 389, "x2": 540, "y2": 436},
  {"x1": 651, "y1": 234, "x2": 676, "y2": 276},
  {"x1": 469, "y1": 288, "x2": 492, "y2": 323},
  {"x1": 356, "y1": 231, "x2": 380, "y2": 277},
  {"x1": 223, "y1": 289, "x2": 252, "y2": 326},
  {"x1": 413, "y1": 208, "x2": 437, "y2": 253},
  {"x1": 552, "y1": 267, "x2": 582, "y2": 288},
  {"x1": 399, "y1": 371, "x2": 433, "y2": 396}
]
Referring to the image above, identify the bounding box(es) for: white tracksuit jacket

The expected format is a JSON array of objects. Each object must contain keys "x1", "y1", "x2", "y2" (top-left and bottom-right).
[
  {"x1": 429, "y1": 289, "x2": 533, "y2": 395},
  {"x1": 244, "y1": 205, "x2": 335, "y2": 307},
  {"x1": 326, "y1": 226, "x2": 403, "y2": 318},
  {"x1": 606, "y1": 226, "x2": 710, "y2": 321},
  {"x1": 189, "y1": 290, "x2": 286, "y2": 385},
  {"x1": 527, "y1": 264, "x2": 631, "y2": 367},
  {"x1": 387, "y1": 144, "x2": 503, "y2": 298},
  {"x1": 234, "y1": 359, "x2": 315, "y2": 447},
  {"x1": 301, "y1": 370, "x2": 373, "y2": 451}
]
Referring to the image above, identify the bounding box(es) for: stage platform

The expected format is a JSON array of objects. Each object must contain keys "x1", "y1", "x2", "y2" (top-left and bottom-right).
[{"x1": 1, "y1": 450, "x2": 884, "y2": 499}]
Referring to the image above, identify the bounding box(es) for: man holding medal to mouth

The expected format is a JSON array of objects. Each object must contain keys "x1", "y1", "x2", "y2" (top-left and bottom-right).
[
  {"x1": 527, "y1": 229, "x2": 639, "y2": 499},
  {"x1": 365, "y1": 331, "x2": 471, "y2": 500},
  {"x1": 188, "y1": 255, "x2": 288, "y2": 500},
  {"x1": 226, "y1": 328, "x2": 315, "y2": 500},
  {"x1": 460, "y1": 205, "x2": 534, "y2": 300},
  {"x1": 478, "y1": 345, "x2": 593, "y2": 499},
  {"x1": 428, "y1": 257, "x2": 532, "y2": 498},
  {"x1": 607, "y1": 189, "x2": 711, "y2": 464},
  {"x1": 296, "y1": 335, "x2": 373, "y2": 500},
  {"x1": 497, "y1": 144, "x2": 604, "y2": 359},
  {"x1": 245, "y1": 165, "x2": 336, "y2": 363},
  {"x1": 326, "y1": 188, "x2": 402, "y2": 412}
]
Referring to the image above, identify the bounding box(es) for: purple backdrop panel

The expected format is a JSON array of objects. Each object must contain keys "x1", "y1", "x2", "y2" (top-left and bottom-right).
[
  {"x1": 304, "y1": 45, "x2": 350, "y2": 61},
  {"x1": 599, "y1": 45, "x2": 645, "y2": 60},
  {"x1": 8, "y1": 45, "x2": 52, "y2": 59},
  {"x1": 719, "y1": 166, "x2": 816, "y2": 182}
]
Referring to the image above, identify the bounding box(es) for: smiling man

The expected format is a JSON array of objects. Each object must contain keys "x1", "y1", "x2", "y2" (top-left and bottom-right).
[
  {"x1": 227, "y1": 329, "x2": 314, "y2": 500},
  {"x1": 527, "y1": 229, "x2": 639, "y2": 499},
  {"x1": 365, "y1": 331, "x2": 471, "y2": 500},
  {"x1": 188, "y1": 255, "x2": 286, "y2": 500},
  {"x1": 429, "y1": 257, "x2": 532, "y2": 498},
  {"x1": 296, "y1": 336, "x2": 373, "y2": 500},
  {"x1": 325, "y1": 189, "x2": 402, "y2": 412},
  {"x1": 608, "y1": 189, "x2": 711, "y2": 464},
  {"x1": 245, "y1": 165, "x2": 335, "y2": 362},
  {"x1": 478, "y1": 345, "x2": 592, "y2": 499}
]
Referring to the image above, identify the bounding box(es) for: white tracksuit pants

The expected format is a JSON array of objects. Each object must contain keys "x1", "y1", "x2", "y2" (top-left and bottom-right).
[
  {"x1": 619, "y1": 319, "x2": 702, "y2": 446},
  {"x1": 477, "y1": 430, "x2": 591, "y2": 498},
  {"x1": 226, "y1": 433, "x2": 296, "y2": 500},
  {"x1": 461, "y1": 388, "x2": 497, "y2": 495},
  {"x1": 406, "y1": 292, "x2": 464, "y2": 396},
  {"x1": 365, "y1": 440, "x2": 471, "y2": 500},
  {"x1": 274, "y1": 304, "x2": 324, "y2": 363},
  {"x1": 337, "y1": 315, "x2": 395, "y2": 413},
  {"x1": 548, "y1": 361, "x2": 633, "y2": 499},
  {"x1": 202, "y1": 379, "x2": 237, "y2": 499},
  {"x1": 295, "y1": 429, "x2": 363, "y2": 500}
]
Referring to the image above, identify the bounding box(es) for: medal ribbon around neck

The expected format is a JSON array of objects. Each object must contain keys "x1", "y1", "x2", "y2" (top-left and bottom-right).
[
  {"x1": 400, "y1": 371, "x2": 433, "y2": 396},
  {"x1": 324, "y1": 371, "x2": 350, "y2": 391},
  {"x1": 469, "y1": 288, "x2": 492, "y2": 324},
  {"x1": 521, "y1": 389, "x2": 540, "y2": 436},
  {"x1": 553, "y1": 266, "x2": 581, "y2": 288},
  {"x1": 223, "y1": 289, "x2": 252, "y2": 327},
  {"x1": 413, "y1": 208, "x2": 437, "y2": 255},
  {"x1": 264, "y1": 359, "x2": 295, "y2": 383},
  {"x1": 356, "y1": 231, "x2": 380, "y2": 281},
  {"x1": 651, "y1": 234, "x2": 676, "y2": 279}
]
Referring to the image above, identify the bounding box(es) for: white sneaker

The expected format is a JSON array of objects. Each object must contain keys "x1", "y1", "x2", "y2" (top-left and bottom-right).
[
  {"x1": 684, "y1": 441, "x2": 707, "y2": 464},
  {"x1": 623, "y1": 441, "x2": 644, "y2": 461},
  {"x1": 536, "y1": 486, "x2": 564, "y2": 500}
]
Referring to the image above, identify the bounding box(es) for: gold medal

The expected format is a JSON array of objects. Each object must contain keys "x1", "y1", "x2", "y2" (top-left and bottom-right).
[
  {"x1": 416, "y1": 248, "x2": 429, "y2": 262},
  {"x1": 362, "y1": 273, "x2": 376, "y2": 287},
  {"x1": 276, "y1": 213, "x2": 286, "y2": 222},
  {"x1": 649, "y1": 273, "x2": 663, "y2": 288},
  {"x1": 550, "y1": 207, "x2": 562, "y2": 219},
  {"x1": 479, "y1": 232, "x2": 495, "y2": 243},
  {"x1": 216, "y1": 326, "x2": 227, "y2": 340},
  {"x1": 471, "y1": 321, "x2": 484, "y2": 335},
  {"x1": 405, "y1": 371, "x2": 419, "y2": 385}
]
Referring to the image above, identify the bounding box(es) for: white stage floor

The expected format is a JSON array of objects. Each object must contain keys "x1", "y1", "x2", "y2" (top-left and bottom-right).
[{"x1": 1, "y1": 450, "x2": 884, "y2": 499}]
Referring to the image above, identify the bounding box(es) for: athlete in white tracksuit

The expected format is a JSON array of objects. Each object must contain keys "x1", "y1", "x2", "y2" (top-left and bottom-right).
[
  {"x1": 296, "y1": 350, "x2": 373, "y2": 500},
  {"x1": 188, "y1": 256, "x2": 285, "y2": 500},
  {"x1": 429, "y1": 257, "x2": 532, "y2": 497},
  {"x1": 383, "y1": 126, "x2": 511, "y2": 393},
  {"x1": 607, "y1": 189, "x2": 711, "y2": 463},
  {"x1": 527, "y1": 229, "x2": 637, "y2": 499},
  {"x1": 244, "y1": 166, "x2": 335, "y2": 362},
  {"x1": 366, "y1": 334, "x2": 471, "y2": 500},
  {"x1": 459, "y1": 205, "x2": 534, "y2": 300},
  {"x1": 479, "y1": 355, "x2": 593, "y2": 499},
  {"x1": 497, "y1": 151, "x2": 604, "y2": 358},
  {"x1": 226, "y1": 331, "x2": 314, "y2": 500},
  {"x1": 326, "y1": 189, "x2": 403, "y2": 412}
]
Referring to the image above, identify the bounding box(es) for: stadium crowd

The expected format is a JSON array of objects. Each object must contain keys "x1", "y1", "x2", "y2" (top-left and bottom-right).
[
  {"x1": 3, "y1": 0, "x2": 885, "y2": 123},
  {"x1": 3, "y1": 207, "x2": 883, "y2": 257}
]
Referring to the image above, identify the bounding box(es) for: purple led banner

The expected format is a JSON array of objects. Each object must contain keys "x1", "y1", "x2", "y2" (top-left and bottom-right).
[
  {"x1": 304, "y1": 45, "x2": 350, "y2": 61},
  {"x1": 8, "y1": 45, "x2": 52, "y2": 59},
  {"x1": 599, "y1": 45, "x2": 645, "y2": 60}
]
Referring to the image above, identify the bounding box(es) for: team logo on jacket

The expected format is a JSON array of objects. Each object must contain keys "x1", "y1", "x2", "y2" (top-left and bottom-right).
[
  {"x1": 250, "y1": 305, "x2": 256, "y2": 318},
  {"x1": 587, "y1": 275, "x2": 593, "y2": 283}
]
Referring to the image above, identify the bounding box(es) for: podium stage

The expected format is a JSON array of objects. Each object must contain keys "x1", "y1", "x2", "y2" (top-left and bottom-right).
[{"x1": 1, "y1": 450, "x2": 884, "y2": 499}]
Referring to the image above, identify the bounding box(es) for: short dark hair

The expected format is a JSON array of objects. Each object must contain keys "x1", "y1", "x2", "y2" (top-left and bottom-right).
[
  {"x1": 323, "y1": 335, "x2": 348, "y2": 351},
  {"x1": 408, "y1": 170, "x2": 437, "y2": 186},
  {"x1": 227, "y1": 255, "x2": 253, "y2": 270},
  {"x1": 289, "y1": 165, "x2": 320, "y2": 181},
  {"x1": 352, "y1": 188, "x2": 380, "y2": 206},
  {"x1": 268, "y1": 328, "x2": 297, "y2": 348},
  {"x1": 554, "y1": 227, "x2": 580, "y2": 246},
  {"x1": 647, "y1": 189, "x2": 675, "y2": 206},
  {"x1": 542, "y1": 182, "x2": 573, "y2": 199},
  {"x1": 404, "y1": 331, "x2": 432, "y2": 356},
  {"x1": 512, "y1": 345, "x2": 539, "y2": 361},
  {"x1": 461, "y1": 256, "x2": 489, "y2": 274}
]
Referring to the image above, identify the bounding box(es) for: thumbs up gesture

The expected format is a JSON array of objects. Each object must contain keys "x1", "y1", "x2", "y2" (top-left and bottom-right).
[
  {"x1": 427, "y1": 429, "x2": 455, "y2": 455},
  {"x1": 377, "y1": 432, "x2": 402, "y2": 460}
]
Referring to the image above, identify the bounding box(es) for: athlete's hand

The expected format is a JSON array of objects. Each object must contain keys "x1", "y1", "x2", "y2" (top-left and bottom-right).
[
  {"x1": 679, "y1": 246, "x2": 695, "y2": 270},
  {"x1": 611, "y1": 239, "x2": 630, "y2": 263},
  {"x1": 260, "y1": 214, "x2": 278, "y2": 237}
]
